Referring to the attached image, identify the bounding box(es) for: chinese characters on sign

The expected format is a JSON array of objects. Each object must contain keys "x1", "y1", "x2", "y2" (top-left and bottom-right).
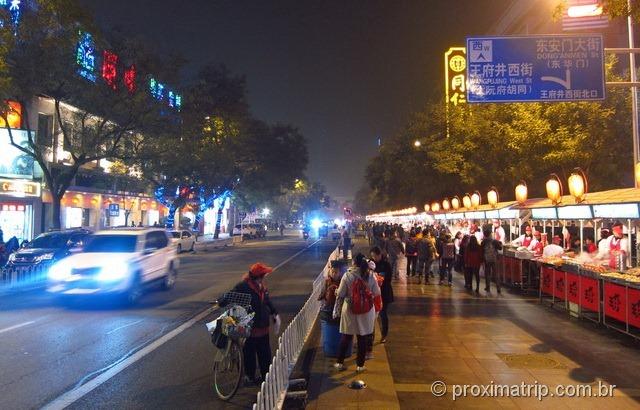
[
  {"x1": 76, "y1": 32, "x2": 97, "y2": 82},
  {"x1": 150, "y1": 78, "x2": 182, "y2": 111},
  {"x1": 445, "y1": 47, "x2": 466, "y2": 106},
  {"x1": 102, "y1": 50, "x2": 118, "y2": 90},
  {"x1": 466, "y1": 35, "x2": 605, "y2": 103}
]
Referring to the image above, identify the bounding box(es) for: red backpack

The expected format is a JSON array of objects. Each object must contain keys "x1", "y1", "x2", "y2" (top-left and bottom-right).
[{"x1": 351, "y1": 275, "x2": 374, "y2": 314}]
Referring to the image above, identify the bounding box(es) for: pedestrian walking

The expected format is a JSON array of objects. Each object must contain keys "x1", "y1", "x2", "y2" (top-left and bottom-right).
[
  {"x1": 481, "y1": 229, "x2": 502, "y2": 293},
  {"x1": 439, "y1": 234, "x2": 455, "y2": 286},
  {"x1": 333, "y1": 254, "x2": 381, "y2": 372},
  {"x1": 386, "y1": 231, "x2": 404, "y2": 279},
  {"x1": 370, "y1": 246, "x2": 393, "y2": 343},
  {"x1": 224, "y1": 263, "x2": 281, "y2": 384},
  {"x1": 464, "y1": 236, "x2": 483, "y2": 293},
  {"x1": 426, "y1": 230, "x2": 439, "y2": 280},
  {"x1": 340, "y1": 230, "x2": 352, "y2": 259},
  {"x1": 405, "y1": 233, "x2": 418, "y2": 278},
  {"x1": 416, "y1": 229, "x2": 430, "y2": 283}
]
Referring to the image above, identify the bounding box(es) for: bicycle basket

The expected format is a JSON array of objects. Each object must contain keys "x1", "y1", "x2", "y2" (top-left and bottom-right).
[
  {"x1": 220, "y1": 306, "x2": 254, "y2": 339},
  {"x1": 220, "y1": 291, "x2": 253, "y2": 309}
]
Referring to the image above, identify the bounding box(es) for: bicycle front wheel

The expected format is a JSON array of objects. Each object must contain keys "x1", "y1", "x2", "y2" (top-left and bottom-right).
[{"x1": 213, "y1": 340, "x2": 244, "y2": 401}]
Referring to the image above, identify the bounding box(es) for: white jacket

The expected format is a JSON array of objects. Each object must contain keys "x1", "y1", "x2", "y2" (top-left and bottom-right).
[{"x1": 333, "y1": 269, "x2": 381, "y2": 336}]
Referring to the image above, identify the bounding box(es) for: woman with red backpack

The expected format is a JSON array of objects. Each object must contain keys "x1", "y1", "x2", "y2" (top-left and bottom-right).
[{"x1": 333, "y1": 253, "x2": 381, "y2": 372}]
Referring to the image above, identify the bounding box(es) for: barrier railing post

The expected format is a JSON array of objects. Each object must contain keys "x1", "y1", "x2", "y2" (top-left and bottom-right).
[{"x1": 253, "y1": 245, "x2": 340, "y2": 409}]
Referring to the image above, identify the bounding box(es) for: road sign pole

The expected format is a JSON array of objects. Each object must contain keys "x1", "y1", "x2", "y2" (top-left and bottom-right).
[{"x1": 628, "y1": 0, "x2": 640, "y2": 187}]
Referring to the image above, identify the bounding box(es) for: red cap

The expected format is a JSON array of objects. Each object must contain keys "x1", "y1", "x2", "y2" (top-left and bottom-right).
[{"x1": 249, "y1": 263, "x2": 273, "y2": 278}]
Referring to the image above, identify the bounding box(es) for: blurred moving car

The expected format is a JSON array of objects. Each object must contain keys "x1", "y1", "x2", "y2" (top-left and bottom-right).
[
  {"x1": 232, "y1": 224, "x2": 257, "y2": 239},
  {"x1": 7, "y1": 229, "x2": 92, "y2": 269},
  {"x1": 169, "y1": 230, "x2": 196, "y2": 253},
  {"x1": 47, "y1": 228, "x2": 179, "y2": 304}
]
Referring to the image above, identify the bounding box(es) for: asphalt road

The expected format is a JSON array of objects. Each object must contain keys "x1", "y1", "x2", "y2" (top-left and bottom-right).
[{"x1": 0, "y1": 232, "x2": 336, "y2": 410}]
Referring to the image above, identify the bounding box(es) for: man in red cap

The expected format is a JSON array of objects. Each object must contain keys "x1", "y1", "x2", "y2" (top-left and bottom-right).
[
  {"x1": 605, "y1": 222, "x2": 628, "y2": 270},
  {"x1": 228, "y1": 262, "x2": 280, "y2": 384}
]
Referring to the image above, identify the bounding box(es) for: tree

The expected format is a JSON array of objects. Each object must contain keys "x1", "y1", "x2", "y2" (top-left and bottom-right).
[
  {"x1": 360, "y1": 55, "x2": 633, "y2": 211},
  {"x1": 0, "y1": 0, "x2": 173, "y2": 228}
]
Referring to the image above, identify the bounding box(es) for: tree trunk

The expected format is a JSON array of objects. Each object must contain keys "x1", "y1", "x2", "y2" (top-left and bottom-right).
[
  {"x1": 166, "y1": 203, "x2": 178, "y2": 229},
  {"x1": 213, "y1": 196, "x2": 228, "y2": 239},
  {"x1": 51, "y1": 193, "x2": 63, "y2": 230}
]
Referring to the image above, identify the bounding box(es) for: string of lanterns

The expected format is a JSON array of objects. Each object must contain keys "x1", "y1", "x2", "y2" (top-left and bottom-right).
[
  {"x1": 423, "y1": 168, "x2": 589, "y2": 214},
  {"x1": 368, "y1": 168, "x2": 590, "y2": 218}
]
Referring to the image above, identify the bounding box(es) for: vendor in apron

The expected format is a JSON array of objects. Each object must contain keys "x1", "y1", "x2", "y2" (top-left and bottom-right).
[
  {"x1": 512, "y1": 225, "x2": 537, "y2": 251},
  {"x1": 492, "y1": 219, "x2": 506, "y2": 245},
  {"x1": 607, "y1": 222, "x2": 628, "y2": 270}
]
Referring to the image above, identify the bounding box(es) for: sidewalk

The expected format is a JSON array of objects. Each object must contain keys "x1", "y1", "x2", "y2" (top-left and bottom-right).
[{"x1": 307, "y1": 257, "x2": 640, "y2": 409}]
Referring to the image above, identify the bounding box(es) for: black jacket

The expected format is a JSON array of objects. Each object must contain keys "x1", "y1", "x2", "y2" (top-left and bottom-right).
[
  {"x1": 226, "y1": 280, "x2": 277, "y2": 331},
  {"x1": 374, "y1": 257, "x2": 394, "y2": 304}
]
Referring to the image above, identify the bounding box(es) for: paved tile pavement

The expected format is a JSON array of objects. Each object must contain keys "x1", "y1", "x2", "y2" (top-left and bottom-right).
[
  {"x1": 307, "y1": 248, "x2": 640, "y2": 409},
  {"x1": 386, "y1": 267, "x2": 640, "y2": 409}
]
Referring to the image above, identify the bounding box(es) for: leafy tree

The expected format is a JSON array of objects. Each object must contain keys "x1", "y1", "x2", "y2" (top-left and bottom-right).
[
  {"x1": 359, "y1": 55, "x2": 633, "y2": 212},
  {"x1": 0, "y1": 0, "x2": 172, "y2": 228}
]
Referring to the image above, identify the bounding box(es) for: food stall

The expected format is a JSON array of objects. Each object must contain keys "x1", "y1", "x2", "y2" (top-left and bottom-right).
[{"x1": 520, "y1": 187, "x2": 640, "y2": 337}]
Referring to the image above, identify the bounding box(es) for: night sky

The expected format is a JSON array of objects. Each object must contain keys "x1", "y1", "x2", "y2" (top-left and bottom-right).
[{"x1": 82, "y1": 0, "x2": 510, "y2": 200}]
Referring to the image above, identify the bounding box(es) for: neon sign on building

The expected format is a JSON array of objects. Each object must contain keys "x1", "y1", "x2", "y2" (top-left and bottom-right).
[
  {"x1": 76, "y1": 31, "x2": 97, "y2": 82},
  {"x1": 444, "y1": 47, "x2": 467, "y2": 106},
  {"x1": 0, "y1": 0, "x2": 22, "y2": 28},
  {"x1": 101, "y1": 50, "x2": 118, "y2": 90}
]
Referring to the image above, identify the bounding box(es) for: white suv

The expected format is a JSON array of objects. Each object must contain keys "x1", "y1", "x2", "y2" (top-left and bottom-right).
[{"x1": 47, "y1": 228, "x2": 179, "y2": 304}]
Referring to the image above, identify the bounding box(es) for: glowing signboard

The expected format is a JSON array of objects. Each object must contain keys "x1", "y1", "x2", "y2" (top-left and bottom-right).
[
  {"x1": 76, "y1": 32, "x2": 97, "y2": 82},
  {"x1": 0, "y1": 100, "x2": 22, "y2": 129},
  {"x1": 102, "y1": 50, "x2": 118, "y2": 90},
  {"x1": 593, "y1": 204, "x2": 639, "y2": 219},
  {"x1": 531, "y1": 207, "x2": 558, "y2": 219},
  {"x1": 466, "y1": 35, "x2": 605, "y2": 103},
  {"x1": 0, "y1": 129, "x2": 34, "y2": 178},
  {"x1": 557, "y1": 205, "x2": 593, "y2": 219},
  {"x1": 445, "y1": 47, "x2": 467, "y2": 106},
  {"x1": 0, "y1": 178, "x2": 39, "y2": 197}
]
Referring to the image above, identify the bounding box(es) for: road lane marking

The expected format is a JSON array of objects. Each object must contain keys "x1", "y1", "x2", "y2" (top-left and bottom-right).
[
  {"x1": 272, "y1": 239, "x2": 321, "y2": 271},
  {"x1": 42, "y1": 238, "x2": 324, "y2": 410},
  {"x1": 106, "y1": 319, "x2": 145, "y2": 335},
  {"x1": 0, "y1": 320, "x2": 36, "y2": 335}
]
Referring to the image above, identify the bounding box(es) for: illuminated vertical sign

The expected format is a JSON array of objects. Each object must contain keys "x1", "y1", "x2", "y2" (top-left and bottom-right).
[
  {"x1": 76, "y1": 32, "x2": 97, "y2": 82},
  {"x1": 124, "y1": 65, "x2": 136, "y2": 93},
  {"x1": 102, "y1": 50, "x2": 118, "y2": 90},
  {"x1": 445, "y1": 47, "x2": 467, "y2": 106},
  {"x1": 0, "y1": 0, "x2": 22, "y2": 28}
]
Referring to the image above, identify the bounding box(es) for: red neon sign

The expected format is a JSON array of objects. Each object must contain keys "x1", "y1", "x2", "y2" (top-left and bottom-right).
[
  {"x1": 124, "y1": 65, "x2": 136, "y2": 94},
  {"x1": 102, "y1": 50, "x2": 118, "y2": 90}
]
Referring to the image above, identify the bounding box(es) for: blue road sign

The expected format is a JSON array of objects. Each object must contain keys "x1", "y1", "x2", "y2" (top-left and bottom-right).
[
  {"x1": 109, "y1": 203, "x2": 120, "y2": 217},
  {"x1": 466, "y1": 35, "x2": 605, "y2": 103}
]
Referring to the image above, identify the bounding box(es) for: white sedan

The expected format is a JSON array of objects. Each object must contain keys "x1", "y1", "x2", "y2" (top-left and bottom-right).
[{"x1": 169, "y1": 230, "x2": 196, "y2": 253}]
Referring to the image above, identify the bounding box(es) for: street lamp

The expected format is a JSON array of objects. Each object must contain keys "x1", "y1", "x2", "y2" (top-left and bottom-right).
[
  {"x1": 487, "y1": 187, "x2": 499, "y2": 208},
  {"x1": 515, "y1": 181, "x2": 528, "y2": 205},
  {"x1": 263, "y1": 207, "x2": 271, "y2": 216},
  {"x1": 568, "y1": 168, "x2": 588, "y2": 203},
  {"x1": 546, "y1": 174, "x2": 563, "y2": 205},
  {"x1": 471, "y1": 191, "x2": 481, "y2": 209},
  {"x1": 567, "y1": 4, "x2": 603, "y2": 18},
  {"x1": 414, "y1": 140, "x2": 422, "y2": 148},
  {"x1": 462, "y1": 194, "x2": 472, "y2": 209}
]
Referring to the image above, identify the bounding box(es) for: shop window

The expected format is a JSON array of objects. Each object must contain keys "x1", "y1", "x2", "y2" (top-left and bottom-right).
[
  {"x1": 82, "y1": 208, "x2": 91, "y2": 227},
  {"x1": 37, "y1": 114, "x2": 53, "y2": 147}
]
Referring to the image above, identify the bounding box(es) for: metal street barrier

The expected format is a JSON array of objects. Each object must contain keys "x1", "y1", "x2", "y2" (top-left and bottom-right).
[
  {"x1": 252, "y1": 246, "x2": 340, "y2": 410},
  {"x1": 0, "y1": 263, "x2": 51, "y2": 290}
]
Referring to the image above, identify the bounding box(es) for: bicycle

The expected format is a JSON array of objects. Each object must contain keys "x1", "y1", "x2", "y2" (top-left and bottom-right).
[{"x1": 206, "y1": 291, "x2": 255, "y2": 401}]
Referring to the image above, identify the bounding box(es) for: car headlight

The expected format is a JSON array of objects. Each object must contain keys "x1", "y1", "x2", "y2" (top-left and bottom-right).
[
  {"x1": 96, "y1": 260, "x2": 130, "y2": 282},
  {"x1": 36, "y1": 253, "x2": 55, "y2": 262},
  {"x1": 48, "y1": 260, "x2": 72, "y2": 281}
]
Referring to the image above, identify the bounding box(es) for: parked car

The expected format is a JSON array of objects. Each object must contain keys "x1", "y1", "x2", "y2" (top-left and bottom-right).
[
  {"x1": 250, "y1": 223, "x2": 267, "y2": 238},
  {"x1": 169, "y1": 230, "x2": 196, "y2": 253},
  {"x1": 47, "y1": 228, "x2": 179, "y2": 304},
  {"x1": 232, "y1": 224, "x2": 257, "y2": 239},
  {"x1": 7, "y1": 229, "x2": 92, "y2": 269}
]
